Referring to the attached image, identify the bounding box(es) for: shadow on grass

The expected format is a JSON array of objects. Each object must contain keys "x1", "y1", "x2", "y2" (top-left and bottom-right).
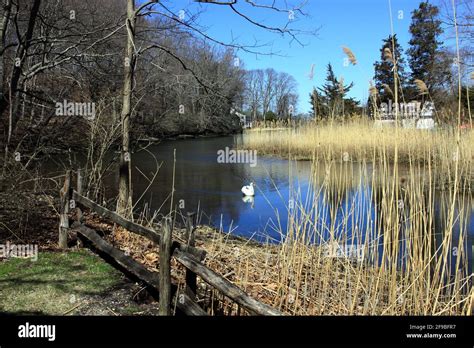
[{"x1": 0, "y1": 249, "x2": 124, "y2": 315}]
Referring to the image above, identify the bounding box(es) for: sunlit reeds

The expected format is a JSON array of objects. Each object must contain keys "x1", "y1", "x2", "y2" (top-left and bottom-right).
[
  {"x1": 241, "y1": 122, "x2": 473, "y2": 185},
  {"x1": 228, "y1": 121, "x2": 473, "y2": 315}
]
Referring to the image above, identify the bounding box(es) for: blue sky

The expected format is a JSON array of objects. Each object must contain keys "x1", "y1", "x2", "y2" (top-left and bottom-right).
[{"x1": 158, "y1": 0, "x2": 459, "y2": 113}]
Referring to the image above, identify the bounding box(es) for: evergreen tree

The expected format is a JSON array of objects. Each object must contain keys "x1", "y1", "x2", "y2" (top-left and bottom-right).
[
  {"x1": 309, "y1": 87, "x2": 324, "y2": 119},
  {"x1": 373, "y1": 34, "x2": 408, "y2": 104},
  {"x1": 317, "y1": 63, "x2": 353, "y2": 117},
  {"x1": 343, "y1": 97, "x2": 362, "y2": 116},
  {"x1": 407, "y1": 1, "x2": 447, "y2": 95}
]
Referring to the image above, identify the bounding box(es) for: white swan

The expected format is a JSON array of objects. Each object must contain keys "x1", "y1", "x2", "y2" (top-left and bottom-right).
[
  {"x1": 242, "y1": 195, "x2": 255, "y2": 209},
  {"x1": 241, "y1": 182, "x2": 255, "y2": 196}
]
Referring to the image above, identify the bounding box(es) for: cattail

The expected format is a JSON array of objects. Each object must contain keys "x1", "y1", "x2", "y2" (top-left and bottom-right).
[
  {"x1": 384, "y1": 47, "x2": 394, "y2": 64},
  {"x1": 342, "y1": 46, "x2": 357, "y2": 65},
  {"x1": 369, "y1": 81, "x2": 378, "y2": 97},
  {"x1": 382, "y1": 83, "x2": 394, "y2": 97},
  {"x1": 414, "y1": 79, "x2": 428, "y2": 95}
]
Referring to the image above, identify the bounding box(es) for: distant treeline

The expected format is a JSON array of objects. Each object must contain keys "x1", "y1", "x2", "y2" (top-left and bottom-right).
[{"x1": 0, "y1": 0, "x2": 253, "y2": 147}]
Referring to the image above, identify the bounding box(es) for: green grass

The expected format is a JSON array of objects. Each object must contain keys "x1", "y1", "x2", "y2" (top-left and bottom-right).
[{"x1": 0, "y1": 250, "x2": 123, "y2": 315}]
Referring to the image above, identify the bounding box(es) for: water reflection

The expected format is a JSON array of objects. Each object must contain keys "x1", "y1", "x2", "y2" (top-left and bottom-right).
[{"x1": 99, "y1": 135, "x2": 472, "y2": 272}]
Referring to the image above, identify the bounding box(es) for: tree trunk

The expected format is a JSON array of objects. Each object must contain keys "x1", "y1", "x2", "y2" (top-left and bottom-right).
[
  {"x1": 117, "y1": 0, "x2": 135, "y2": 217},
  {"x1": 0, "y1": 0, "x2": 12, "y2": 112},
  {"x1": 2, "y1": 0, "x2": 41, "y2": 132}
]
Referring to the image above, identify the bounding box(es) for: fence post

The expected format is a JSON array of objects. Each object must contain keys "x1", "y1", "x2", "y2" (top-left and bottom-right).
[
  {"x1": 159, "y1": 217, "x2": 172, "y2": 315},
  {"x1": 76, "y1": 168, "x2": 83, "y2": 224},
  {"x1": 185, "y1": 212, "x2": 197, "y2": 299},
  {"x1": 59, "y1": 170, "x2": 71, "y2": 249}
]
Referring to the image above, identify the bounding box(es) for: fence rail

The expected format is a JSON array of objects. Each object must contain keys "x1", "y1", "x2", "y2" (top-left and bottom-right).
[{"x1": 60, "y1": 170, "x2": 282, "y2": 316}]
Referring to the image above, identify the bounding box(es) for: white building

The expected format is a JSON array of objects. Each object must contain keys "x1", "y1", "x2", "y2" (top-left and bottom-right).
[{"x1": 231, "y1": 108, "x2": 252, "y2": 129}]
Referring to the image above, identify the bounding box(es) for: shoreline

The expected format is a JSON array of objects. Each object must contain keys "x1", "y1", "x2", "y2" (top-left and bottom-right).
[{"x1": 0, "y1": 189, "x2": 471, "y2": 315}]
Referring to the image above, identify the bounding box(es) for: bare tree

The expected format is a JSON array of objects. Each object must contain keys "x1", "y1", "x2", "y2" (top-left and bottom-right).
[
  {"x1": 245, "y1": 69, "x2": 263, "y2": 122},
  {"x1": 260, "y1": 68, "x2": 277, "y2": 119},
  {"x1": 0, "y1": 0, "x2": 315, "y2": 214},
  {"x1": 114, "y1": 0, "x2": 314, "y2": 212},
  {"x1": 117, "y1": 0, "x2": 135, "y2": 217},
  {"x1": 274, "y1": 72, "x2": 298, "y2": 119},
  {"x1": 245, "y1": 68, "x2": 298, "y2": 121},
  {"x1": 0, "y1": 0, "x2": 12, "y2": 108}
]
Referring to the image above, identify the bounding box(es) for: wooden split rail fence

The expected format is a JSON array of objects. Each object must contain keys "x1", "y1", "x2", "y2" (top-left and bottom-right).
[{"x1": 59, "y1": 170, "x2": 282, "y2": 316}]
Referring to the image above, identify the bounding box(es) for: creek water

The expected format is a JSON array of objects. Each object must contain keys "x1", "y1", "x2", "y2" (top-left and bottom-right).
[{"x1": 46, "y1": 134, "x2": 474, "y2": 271}]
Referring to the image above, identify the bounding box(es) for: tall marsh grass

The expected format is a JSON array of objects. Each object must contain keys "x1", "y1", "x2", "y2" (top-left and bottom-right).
[
  {"x1": 223, "y1": 121, "x2": 473, "y2": 315},
  {"x1": 242, "y1": 121, "x2": 473, "y2": 186}
]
